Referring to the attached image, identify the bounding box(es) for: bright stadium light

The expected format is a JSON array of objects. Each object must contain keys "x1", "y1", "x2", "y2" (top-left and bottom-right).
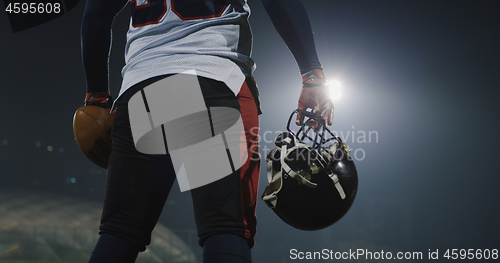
[{"x1": 329, "y1": 80, "x2": 342, "y2": 101}]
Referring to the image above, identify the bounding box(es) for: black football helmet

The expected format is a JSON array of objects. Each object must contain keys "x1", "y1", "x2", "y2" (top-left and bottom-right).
[{"x1": 262, "y1": 109, "x2": 358, "y2": 230}]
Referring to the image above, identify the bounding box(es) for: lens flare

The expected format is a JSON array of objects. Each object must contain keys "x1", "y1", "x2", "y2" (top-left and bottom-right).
[{"x1": 329, "y1": 80, "x2": 342, "y2": 101}]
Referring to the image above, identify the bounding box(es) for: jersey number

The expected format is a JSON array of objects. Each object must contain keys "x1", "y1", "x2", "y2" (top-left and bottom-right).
[{"x1": 131, "y1": 0, "x2": 227, "y2": 27}]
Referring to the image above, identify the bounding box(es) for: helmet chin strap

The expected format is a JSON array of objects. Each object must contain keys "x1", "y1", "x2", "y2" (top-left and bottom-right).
[
  {"x1": 262, "y1": 133, "x2": 347, "y2": 209},
  {"x1": 262, "y1": 148, "x2": 281, "y2": 208},
  {"x1": 328, "y1": 173, "x2": 346, "y2": 199},
  {"x1": 280, "y1": 136, "x2": 318, "y2": 188},
  {"x1": 322, "y1": 143, "x2": 346, "y2": 199},
  {"x1": 281, "y1": 135, "x2": 347, "y2": 199},
  {"x1": 262, "y1": 135, "x2": 315, "y2": 209}
]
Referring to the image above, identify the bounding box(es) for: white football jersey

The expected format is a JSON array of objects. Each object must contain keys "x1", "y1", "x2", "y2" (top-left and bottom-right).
[{"x1": 118, "y1": 0, "x2": 254, "y2": 100}]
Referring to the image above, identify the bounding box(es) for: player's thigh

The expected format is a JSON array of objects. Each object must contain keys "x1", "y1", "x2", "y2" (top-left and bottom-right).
[
  {"x1": 191, "y1": 78, "x2": 260, "y2": 247},
  {"x1": 100, "y1": 76, "x2": 177, "y2": 250}
]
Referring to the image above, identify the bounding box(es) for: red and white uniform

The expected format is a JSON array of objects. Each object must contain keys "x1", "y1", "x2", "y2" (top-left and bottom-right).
[{"x1": 120, "y1": 0, "x2": 255, "y2": 101}]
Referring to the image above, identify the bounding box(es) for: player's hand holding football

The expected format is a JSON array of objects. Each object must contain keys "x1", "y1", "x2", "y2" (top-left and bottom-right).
[
  {"x1": 296, "y1": 69, "x2": 334, "y2": 127},
  {"x1": 84, "y1": 91, "x2": 113, "y2": 110}
]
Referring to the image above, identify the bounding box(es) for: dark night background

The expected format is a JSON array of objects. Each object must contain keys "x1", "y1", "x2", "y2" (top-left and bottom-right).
[{"x1": 1, "y1": 0, "x2": 499, "y2": 262}]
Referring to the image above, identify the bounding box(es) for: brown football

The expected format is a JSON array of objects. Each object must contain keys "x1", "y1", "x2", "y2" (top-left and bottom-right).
[{"x1": 73, "y1": 106, "x2": 115, "y2": 169}]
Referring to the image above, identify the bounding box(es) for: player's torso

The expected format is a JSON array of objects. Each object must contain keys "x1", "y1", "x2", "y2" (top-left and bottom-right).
[{"x1": 120, "y1": 0, "x2": 254, "y2": 97}]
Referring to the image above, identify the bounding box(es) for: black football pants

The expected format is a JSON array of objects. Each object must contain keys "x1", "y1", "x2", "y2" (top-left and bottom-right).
[{"x1": 99, "y1": 75, "x2": 260, "y2": 252}]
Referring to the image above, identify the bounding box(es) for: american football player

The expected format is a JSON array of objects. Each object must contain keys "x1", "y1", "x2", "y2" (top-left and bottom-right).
[{"x1": 81, "y1": 0, "x2": 333, "y2": 262}]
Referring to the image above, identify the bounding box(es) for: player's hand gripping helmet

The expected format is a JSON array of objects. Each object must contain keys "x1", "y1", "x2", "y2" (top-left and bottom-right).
[{"x1": 261, "y1": 109, "x2": 358, "y2": 230}]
